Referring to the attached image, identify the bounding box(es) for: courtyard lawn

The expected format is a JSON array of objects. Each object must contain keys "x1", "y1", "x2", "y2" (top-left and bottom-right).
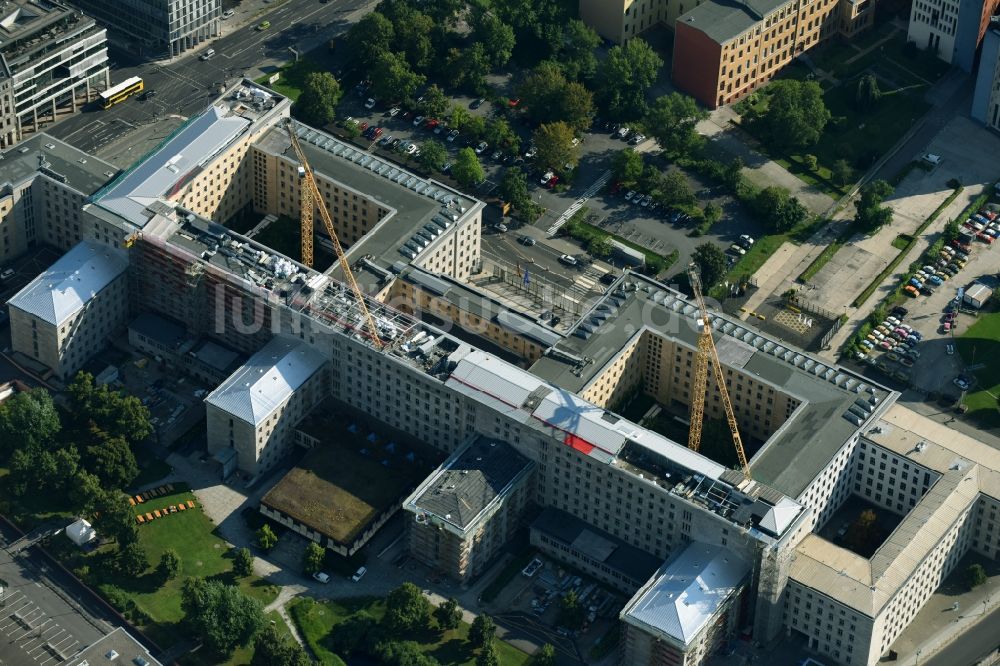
[
  {"x1": 289, "y1": 597, "x2": 532, "y2": 666},
  {"x1": 957, "y1": 312, "x2": 1000, "y2": 428}
]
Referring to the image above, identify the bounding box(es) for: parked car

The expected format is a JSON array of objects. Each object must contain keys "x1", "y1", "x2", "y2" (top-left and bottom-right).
[
  {"x1": 313, "y1": 572, "x2": 330, "y2": 583},
  {"x1": 470, "y1": 98, "x2": 484, "y2": 109},
  {"x1": 559, "y1": 254, "x2": 578, "y2": 266},
  {"x1": 518, "y1": 235, "x2": 536, "y2": 246},
  {"x1": 447, "y1": 129, "x2": 459, "y2": 142},
  {"x1": 412, "y1": 115, "x2": 425, "y2": 127},
  {"x1": 364, "y1": 97, "x2": 377, "y2": 109},
  {"x1": 351, "y1": 566, "x2": 367, "y2": 582},
  {"x1": 540, "y1": 170, "x2": 555, "y2": 186},
  {"x1": 388, "y1": 107, "x2": 400, "y2": 117},
  {"x1": 475, "y1": 141, "x2": 489, "y2": 155}
]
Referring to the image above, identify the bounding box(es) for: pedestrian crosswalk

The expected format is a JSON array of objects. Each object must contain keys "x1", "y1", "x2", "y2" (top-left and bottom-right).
[{"x1": 546, "y1": 170, "x2": 612, "y2": 236}]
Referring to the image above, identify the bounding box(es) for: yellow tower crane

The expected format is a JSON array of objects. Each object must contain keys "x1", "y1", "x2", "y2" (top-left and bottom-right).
[
  {"x1": 286, "y1": 121, "x2": 384, "y2": 349},
  {"x1": 687, "y1": 263, "x2": 751, "y2": 479}
]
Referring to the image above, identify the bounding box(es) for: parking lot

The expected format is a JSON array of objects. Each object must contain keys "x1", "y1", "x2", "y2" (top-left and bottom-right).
[{"x1": 846, "y1": 203, "x2": 1000, "y2": 398}]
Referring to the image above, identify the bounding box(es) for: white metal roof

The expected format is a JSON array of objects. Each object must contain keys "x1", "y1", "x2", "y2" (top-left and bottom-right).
[
  {"x1": 205, "y1": 336, "x2": 327, "y2": 425},
  {"x1": 7, "y1": 240, "x2": 127, "y2": 326},
  {"x1": 622, "y1": 542, "x2": 750, "y2": 646},
  {"x1": 95, "y1": 105, "x2": 251, "y2": 225}
]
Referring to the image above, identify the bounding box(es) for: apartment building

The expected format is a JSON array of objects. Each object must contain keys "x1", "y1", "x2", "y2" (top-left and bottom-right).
[
  {"x1": 71, "y1": 0, "x2": 219, "y2": 57},
  {"x1": 403, "y1": 436, "x2": 534, "y2": 583},
  {"x1": 908, "y1": 0, "x2": 1000, "y2": 70},
  {"x1": 972, "y1": 20, "x2": 1000, "y2": 130},
  {"x1": 205, "y1": 335, "x2": 327, "y2": 474},
  {"x1": 0, "y1": 2, "x2": 108, "y2": 146},
  {"x1": 621, "y1": 542, "x2": 750, "y2": 665},
  {"x1": 7, "y1": 240, "x2": 127, "y2": 379}
]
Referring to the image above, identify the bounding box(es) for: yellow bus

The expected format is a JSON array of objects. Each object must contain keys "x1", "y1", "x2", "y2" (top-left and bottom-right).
[{"x1": 99, "y1": 76, "x2": 144, "y2": 109}]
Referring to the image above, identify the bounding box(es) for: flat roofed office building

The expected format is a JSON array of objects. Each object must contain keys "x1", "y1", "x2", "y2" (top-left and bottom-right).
[{"x1": 72, "y1": 0, "x2": 219, "y2": 57}]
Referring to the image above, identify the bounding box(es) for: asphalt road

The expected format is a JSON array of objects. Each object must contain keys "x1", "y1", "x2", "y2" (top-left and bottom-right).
[
  {"x1": 923, "y1": 605, "x2": 1000, "y2": 666},
  {"x1": 46, "y1": 0, "x2": 370, "y2": 156}
]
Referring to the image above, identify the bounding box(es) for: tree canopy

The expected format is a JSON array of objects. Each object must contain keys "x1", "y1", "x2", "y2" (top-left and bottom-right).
[
  {"x1": 612, "y1": 148, "x2": 644, "y2": 185},
  {"x1": 754, "y1": 80, "x2": 830, "y2": 150},
  {"x1": 384, "y1": 582, "x2": 432, "y2": 633},
  {"x1": 346, "y1": 13, "x2": 394, "y2": 70},
  {"x1": 532, "y1": 122, "x2": 578, "y2": 174},
  {"x1": 854, "y1": 180, "x2": 894, "y2": 232},
  {"x1": 0, "y1": 388, "x2": 60, "y2": 457},
  {"x1": 418, "y1": 140, "x2": 448, "y2": 173},
  {"x1": 451, "y1": 148, "x2": 485, "y2": 187},
  {"x1": 469, "y1": 614, "x2": 496, "y2": 648},
  {"x1": 251, "y1": 624, "x2": 312, "y2": 666},
  {"x1": 67, "y1": 372, "x2": 152, "y2": 444},
  {"x1": 692, "y1": 243, "x2": 727, "y2": 289},
  {"x1": 472, "y1": 11, "x2": 515, "y2": 70},
  {"x1": 182, "y1": 578, "x2": 266, "y2": 657},
  {"x1": 434, "y1": 598, "x2": 462, "y2": 631},
  {"x1": 752, "y1": 186, "x2": 808, "y2": 232},
  {"x1": 256, "y1": 524, "x2": 278, "y2": 550},
  {"x1": 296, "y1": 72, "x2": 342, "y2": 127},
  {"x1": 644, "y1": 93, "x2": 707, "y2": 155},
  {"x1": 302, "y1": 542, "x2": 325, "y2": 576},
  {"x1": 371, "y1": 51, "x2": 426, "y2": 103},
  {"x1": 234, "y1": 547, "x2": 254, "y2": 578},
  {"x1": 595, "y1": 38, "x2": 662, "y2": 119},
  {"x1": 518, "y1": 63, "x2": 594, "y2": 132}
]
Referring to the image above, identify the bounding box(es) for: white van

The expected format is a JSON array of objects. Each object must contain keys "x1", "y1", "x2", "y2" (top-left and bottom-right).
[{"x1": 200, "y1": 48, "x2": 216, "y2": 61}]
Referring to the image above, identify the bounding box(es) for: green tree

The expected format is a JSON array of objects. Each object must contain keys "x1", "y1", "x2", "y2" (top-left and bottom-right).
[
  {"x1": 0, "y1": 388, "x2": 60, "y2": 459},
  {"x1": 374, "y1": 640, "x2": 440, "y2": 666},
  {"x1": 295, "y1": 72, "x2": 342, "y2": 127},
  {"x1": 158, "y1": 549, "x2": 181, "y2": 580},
  {"x1": 381, "y1": 3, "x2": 435, "y2": 73},
  {"x1": 967, "y1": 563, "x2": 988, "y2": 589},
  {"x1": 589, "y1": 234, "x2": 613, "y2": 258},
  {"x1": 533, "y1": 121, "x2": 578, "y2": 173},
  {"x1": 67, "y1": 372, "x2": 151, "y2": 444},
  {"x1": 476, "y1": 640, "x2": 500, "y2": 666},
  {"x1": 473, "y1": 12, "x2": 515, "y2": 70},
  {"x1": 692, "y1": 243, "x2": 727, "y2": 289},
  {"x1": 448, "y1": 105, "x2": 471, "y2": 131},
  {"x1": 234, "y1": 547, "x2": 254, "y2": 578},
  {"x1": 703, "y1": 202, "x2": 722, "y2": 226},
  {"x1": 595, "y1": 38, "x2": 663, "y2": 119},
  {"x1": 854, "y1": 179, "x2": 894, "y2": 232},
  {"x1": 435, "y1": 597, "x2": 462, "y2": 630},
  {"x1": 656, "y1": 169, "x2": 695, "y2": 207},
  {"x1": 302, "y1": 542, "x2": 325, "y2": 576},
  {"x1": 331, "y1": 610, "x2": 380, "y2": 656},
  {"x1": 384, "y1": 582, "x2": 432, "y2": 632},
  {"x1": 451, "y1": 148, "x2": 485, "y2": 187},
  {"x1": 84, "y1": 429, "x2": 138, "y2": 489},
  {"x1": 372, "y1": 51, "x2": 426, "y2": 103},
  {"x1": 757, "y1": 80, "x2": 830, "y2": 150},
  {"x1": 182, "y1": 578, "x2": 266, "y2": 657},
  {"x1": 463, "y1": 114, "x2": 487, "y2": 139},
  {"x1": 612, "y1": 148, "x2": 645, "y2": 185},
  {"x1": 535, "y1": 643, "x2": 557, "y2": 666},
  {"x1": 485, "y1": 118, "x2": 520, "y2": 153},
  {"x1": 753, "y1": 186, "x2": 807, "y2": 232},
  {"x1": 831, "y1": 159, "x2": 855, "y2": 187},
  {"x1": 855, "y1": 73, "x2": 881, "y2": 112},
  {"x1": 803, "y1": 154, "x2": 818, "y2": 171},
  {"x1": 90, "y1": 488, "x2": 138, "y2": 545},
  {"x1": 518, "y1": 63, "x2": 594, "y2": 132},
  {"x1": 644, "y1": 93, "x2": 707, "y2": 155},
  {"x1": 418, "y1": 84, "x2": 450, "y2": 118},
  {"x1": 251, "y1": 623, "x2": 311, "y2": 666},
  {"x1": 558, "y1": 590, "x2": 585, "y2": 630},
  {"x1": 346, "y1": 12, "x2": 394, "y2": 70},
  {"x1": 68, "y1": 470, "x2": 103, "y2": 512},
  {"x1": 117, "y1": 541, "x2": 148, "y2": 576},
  {"x1": 558, "y1": 20, "x2": 600, "y2": 80},
  {"x1": 256, "y1": 524, "x2": 278, "y2": 551},
  {"x1": 500, "y1": 167, "x2": 531, "y2": 209},
  {"x1": 469, "y1": 614, "x2": 496, "y2": 648},
  {"x1": 418, "y1": 140, "x2": 448, "y2": 172}
]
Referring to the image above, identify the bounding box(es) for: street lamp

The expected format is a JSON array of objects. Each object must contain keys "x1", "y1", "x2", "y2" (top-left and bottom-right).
[{"x1": 915, "y1": 648, "x2": 922, "y2": 665}]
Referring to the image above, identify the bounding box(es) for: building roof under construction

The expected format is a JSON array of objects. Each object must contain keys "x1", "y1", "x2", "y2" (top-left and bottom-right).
[{"x1": 530, "y1": 273, "x2": 894, "y2": 499}]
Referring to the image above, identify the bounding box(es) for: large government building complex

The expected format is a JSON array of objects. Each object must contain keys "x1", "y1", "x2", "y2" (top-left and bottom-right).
[{"x1": 3, "y1": 82, "x2": 1000, "y2": 666}]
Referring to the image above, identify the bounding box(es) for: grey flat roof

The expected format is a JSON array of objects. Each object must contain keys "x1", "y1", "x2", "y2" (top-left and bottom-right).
[
  {"x1": 8, "y1": 240, "x2": 127, "y2": 326},
  {"x1": 530, "y1": 274, "x2": 892, "y2": 498},
  {"x1": 65, "y1": 626, "x2": 162, "y2": 666},
  {"x1": 256, "y1": 122, "x2": 481, "y2": 285},
  {"x1": 532, "y1": 506, "x2": 662, "y2": 586},
  {"x1": 0, "y1": 133, "x2": 117, "y2": 195},
  {"x1": 622, "y1": 541, "x2": 749, "y2": 646},
  {"x1": 128, "y1": 312, "x2": 187, "y2": 351},
  {"x1": 205, "y1": 336, "x2": 326, "y2": 425},
  {"x1": 677, "y1": 0, "x2": 787, "y2": 44},
  {"x1": 410, "y1": 436, "x2": 533, "y2": 531}
]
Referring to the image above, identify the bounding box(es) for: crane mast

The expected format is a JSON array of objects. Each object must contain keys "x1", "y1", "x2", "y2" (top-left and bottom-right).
[
  {"x1": 687, "y1": 265, "x2": 751, "y2": 479},
  {"x1": 286, "y1": 121, "x2": 384, "y2": 349}
]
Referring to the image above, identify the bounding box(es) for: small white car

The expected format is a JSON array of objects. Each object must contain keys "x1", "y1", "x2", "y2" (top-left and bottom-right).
[
  {"x1": 312, "y1": 572, "x2": 330, "y2": 583},
  {"x1": 351, "y1": 566, "x2": 367, "y2": 582},
  {"x1": 559, "y1": 254, "x2": 578, "y2": 266},
  {"x1": 364, "y1": 97, "x2": 376, "y2": 110}
]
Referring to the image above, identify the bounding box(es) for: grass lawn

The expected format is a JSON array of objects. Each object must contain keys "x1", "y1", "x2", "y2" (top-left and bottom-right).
[
  {"x1": 957, "y1": 312, "x2": 1000, "y2": 428},
  {"x1": 256, "y1": 58, "x2": 326, "y2": 101},
  {"x1": 891, "y1": 234, "x2": 912, "y2": 250},
  {"x1": 64, "y1": 484, "x2": 278, "y2": 651},
  {"x1": 289, "y1": 597, "x2": 532, "y2": 666}
]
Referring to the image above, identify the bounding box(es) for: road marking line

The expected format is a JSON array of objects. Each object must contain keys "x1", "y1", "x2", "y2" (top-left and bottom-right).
[{"x1": 546, "y1": 170, "x2": 611, "y2": 236}]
